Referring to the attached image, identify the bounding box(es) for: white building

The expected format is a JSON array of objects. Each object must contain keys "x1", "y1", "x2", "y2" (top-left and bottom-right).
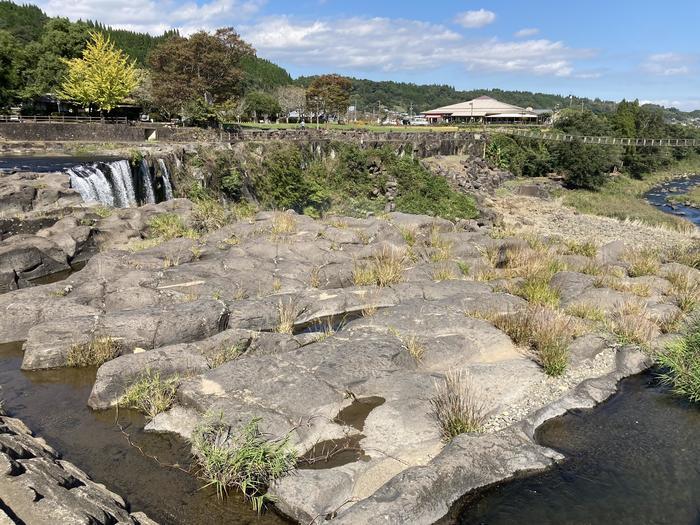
[{"x1": 422, "y1": 96, "x2": 540, "y2": 124}]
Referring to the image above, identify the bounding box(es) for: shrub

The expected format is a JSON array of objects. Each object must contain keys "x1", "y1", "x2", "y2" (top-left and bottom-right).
[
  {"x1": 623, "y1": 247, "x2": 660, "y2": 277},
  {"x1": 66, "y1": 336, "x2": 122, "y2": 367},
  {"x1": 657, "y1": 318, "x2": 700, "y2": 402},
  {"x1": 488, "y1": 307, "x2": 575, "y2": 376},
  {"x1": 148, "y1": 213, "x2": 197, "y2": 240},
  {"x1": 430, "y1": 370, "x2": 486, "y2": 441},
  {"x1": 190, "y1": 415, "x2": 297, "y2": 510},
  {"x1": 120, "y1": 371, "x2": 179, "y2": 419}
]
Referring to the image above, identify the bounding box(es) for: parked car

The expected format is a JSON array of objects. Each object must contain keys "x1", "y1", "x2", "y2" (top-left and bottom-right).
[{"x1": 410, "y1": 117, "x2": 430, "y2": 126}]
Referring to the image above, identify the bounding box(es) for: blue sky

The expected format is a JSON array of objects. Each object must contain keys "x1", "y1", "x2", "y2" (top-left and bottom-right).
[{"x1": 33, "y1": 0, "x2": 700, "y2": 110}]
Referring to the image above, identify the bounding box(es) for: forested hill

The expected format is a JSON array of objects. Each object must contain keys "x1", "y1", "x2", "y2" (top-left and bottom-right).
[
  {"x1": 296, "y1": 76, "x2": 617, "y2": 114},
  {"x1": 0, "y1": 1, "x2": 290, "y2": 88}
]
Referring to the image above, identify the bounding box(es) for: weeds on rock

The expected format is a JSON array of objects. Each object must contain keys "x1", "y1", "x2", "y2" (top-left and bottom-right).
[
  {"x1": 433, "y1": 263, "x2": 457, "y2": 281},
  {"x1": 352, "y1": 246, "x2": 405, "y2": 287},
  {"x1": 665, "y1": 244, "x2": 700, "y2": 270},
  {"x1": 190, "y1": 414, "x2": 297, "y2": 511},
  {"x1": 657, "y1": 317, "x2": 700, "y2": 402},
  {"x1": 148, "y1": 213, "x2": 198, "y2": 240},
  {"x1": 270, "y1": 213, "x2": 297, "y2": 236},
  {"x1": 192, "y1": 198, "x2": 229, "y2": 233},
  {"x1": 594, "y1": 276, "x2": 652, "y2": 297},
  {"x1": 120, "y1": 371, "x2": 179, "y2": 420},
  {"x1": 564, "y1": 239, "x2": 598, "y2": 257},
  {"x1": 390, "y1": 329, "x2": 426, "y2": 362},
  {"x1": 399, "y1": 227, "x2": 417, "y2": 247},
  {"x1": 430, "y1": 370, "x2": 486, "y2": 441},
  {"x1": 457, "y1": 261, "x2": 471, "y2": 277},
  {"x1": 666, "y1": 269, "x2": 700, "y2": 313},
  {"x1": 428, "y1": 228, "x2": 453, "y2": 262},
  {"x1": 487, "y1": 307, "x2": 575, "y2": 376},
  {"x1": 565, "y1": 303, "x2": 607, "y2": 323},
  {"x1": 309, "y1": 266, "x2": 322, "y2": 288},
  {"x1": 607, "y1": 300, "x2": 659, "y2": 346},
  {"x1": 623, "y1": 247, "x2": 660, "y2": 277},
  {"x1": 94, "y1": 206, "x2": 113, "y2": 218},
  {"x1": 276, "y1": 298, "x2": 298, "y2": 334},
  {"x1": 207, "y1": 345, "x2": 242, "y2": 369},
  {"x1": 516, "y1": 277, "x2": 561, "y2": 308},
  {"x1": 67, "y1": 336, "x2": 122, "y2": 367}
]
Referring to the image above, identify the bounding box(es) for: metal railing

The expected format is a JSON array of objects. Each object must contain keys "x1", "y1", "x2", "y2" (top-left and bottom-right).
[
  {"x1": 0, "y1": 115, "x2": 129, "y2": 124},
  {"x1": 499, "y1": 127, "x2": 699, "y2": 148}
]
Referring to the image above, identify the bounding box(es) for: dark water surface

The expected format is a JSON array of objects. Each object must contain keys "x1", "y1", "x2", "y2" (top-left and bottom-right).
[
  {"x1": 449, "y1": 373, "x2": 700, "y2": 525},
  {"x1": 0, "y1": 342, "x2": 288, "y2": 525},
  {"x1": 645, "y1": 175, "x2": 700, "y2": 226},
  {"x1": 0, "y1": 155, "x2": 119, "y2": 173}
]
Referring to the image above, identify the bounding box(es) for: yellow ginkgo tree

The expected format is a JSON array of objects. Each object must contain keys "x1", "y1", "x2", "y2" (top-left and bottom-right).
[{"x1": 59, "y1": 32, "x2": 138, "y2": 115}]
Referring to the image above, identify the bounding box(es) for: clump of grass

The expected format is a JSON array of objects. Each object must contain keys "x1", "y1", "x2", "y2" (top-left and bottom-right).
[
  {"x1": 565, "y1": 303, "x2": 607, "y2": 323},
  {"x1": 477, "y1": 244, "x2": 501, "y2": 267},
  {"x1": 232, "y1": 201, "x2": 258, "y2": 221},
  {"x1": 474, "y1": 266, "x2": 499, "y2": 282},
  {"x1": 430, "y1": 370, "x2": 486, "y2": 441},
  {"x1": 190, "y1": 415, "x2": 297, "y2": 511},
  {"x1": 457, "y1": 261, "x2": 470, "y2": 277},
  {"x1": 127, "y1": 238, "x2": 164, "y2": 252},
  {"x1": 309, "y1": 266, "x2": 322, "y2": 288},
  {"x1": 399, "y1": 227, "x2": 417, "y2": 247},
  {"x1": 580, "y1": 259, "x2": 606, "y2": 276},
  {"x1": 207, "y1": 345, "x2": 242, "y2": 369},
  {"x1": 148, "y1": 213, "x2": 198, "y2": 240},
  {"x1": 433, "y1": 263, "x2": 457, "y2": 281},
  {"x1": 516, "y1": 277, "x2": 560, "y2": 307},
  {"x1": 94, "y1": 206, "x2": 113, "y2": 218},
  {"x1": 666, "y1": 269, "x2": 700, "y2": 313},
  {"x1": 270, "y1": 213, "x2": 297, "y2": 236},
  {"x1": 276, "y1": 299, "x2": 298, "y2": 334},
  {"x1": 657, "y1": 317, "x2": 700, "y2": 402},
  {"x1": 607, "y1": 300, "x2": 659, "y2": 346},
  {"x1": 390, "y1": 329, "x2": 426, "y2": 362},
  {"x1": 192, "y1": 198, "x2": 229, "y2": 233},
  {"x1": 665, "y1": 244, "x2": 700, "y2": 270},
  {"x1": 352, "y1": 246, "x2": 406, "y2": 287},
  {"x1": 429, "y1": 228, "x2": 453, "y2": 262},
  {"x1": 312, "y1": 319, "x2": 338, "y2": 342},
  {"x1": 564, "y1": 239, "x2": 597, "y2": 257},
  {"x1": 623, "y1": 247, "x2": 660, "y2": 277},
  {"x1": 120, "y1": 371, "x2": 179, "y2": 420},
  {"x1": 66, "y1": 336, "x2": 122, "y2": 368},
  {"x1": 594, "y1": 276, "x2": 652, "y2": 297},
  {"x1": 487, "y1": 307, "x2": 575, "y2": 376}
]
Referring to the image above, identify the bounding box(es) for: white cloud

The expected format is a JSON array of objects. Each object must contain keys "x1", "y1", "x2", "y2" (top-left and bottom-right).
[
  {"x1": 515, "y1": 28, "x2": 539, "y2": 37},
  {"x1": 640, "y1": 99, "x2": 700, "y2": 111},
  {"x1": 33, "y1": 0, "x2": 265, "y2": 34},
  {"x1": 454, "y1": 9, "x2": 496, "y2": 29},
  {"x1": 642, "y1": 52, "x2": 692, "y2": 76},
  {"x1": 242, "y1": 16, "x2": 583, "y2": 76}
]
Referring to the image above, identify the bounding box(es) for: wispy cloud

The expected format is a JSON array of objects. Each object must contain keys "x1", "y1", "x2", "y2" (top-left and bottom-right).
[
  {"x1": 642, "y1": 52, "x2": 692, "y2": 76},
  {"x1": 242, "y1": 16, "x2": 587, "y2": 77},
  {"x1": 454, "y1": 9, "x2": 496, "y2": 29},
  {"x1": 515, "y1": 28, "x2": 539, "y2": 38}
]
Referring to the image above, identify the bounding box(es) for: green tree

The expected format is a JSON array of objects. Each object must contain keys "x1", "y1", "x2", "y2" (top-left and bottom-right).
[
  {"x1": 59, "y1": 32, "x2": 138, "y2": 113},
  {"x1": 553, "y1": 139, "x2": 615, "y2": 190},
  {"x1": 0, "y1": 30, "x2": 19, "y2": 107},
  {"x1": 149, "y1": 28, "x2": 253, "y2": 117},
  {"x1": 244, "y1": 91, "x2": 281, "y2": 121},
  {"x1": 305, "y1": 74, "x2": 351, "y2": 122}
]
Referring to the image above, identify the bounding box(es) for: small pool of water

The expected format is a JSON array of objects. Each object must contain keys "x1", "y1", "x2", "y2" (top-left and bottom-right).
[
  {"x1": 645, "y1": 175, "x2": 700, "y2": 227},
  {"x1": 447, "y1": 372, "x2": 700, "y2": 524},
  {"x1": 0, "y1": 155, "x2": 120, "y2": 173},
  {"x1": 0, "y1": 342, "x2": 288, "y2": 524}
]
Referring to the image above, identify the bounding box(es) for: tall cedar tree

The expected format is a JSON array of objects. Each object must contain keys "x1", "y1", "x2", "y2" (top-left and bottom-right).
[
  {"x1": 306, "y1": 74, "x2": 351, "y2": 120},
  {"x1": 149, "y1": 28, "x2": 253, "y2": 117}
]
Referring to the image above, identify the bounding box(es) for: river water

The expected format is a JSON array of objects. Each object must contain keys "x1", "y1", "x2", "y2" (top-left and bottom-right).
[
  {"x1": 0, "y1": 342, "x2": 288, "y2": 525},
  {"x1": 448, "y1": 372, "x2": 700, "y2": 524},
  {"x1": 645, "y1": 174, "x2": 700, "y2": 227}
]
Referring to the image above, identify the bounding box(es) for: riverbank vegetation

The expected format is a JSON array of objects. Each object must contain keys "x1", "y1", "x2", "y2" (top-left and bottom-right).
[{"x1": 657, "y1": 317, "x2": 700, "y2": 403}]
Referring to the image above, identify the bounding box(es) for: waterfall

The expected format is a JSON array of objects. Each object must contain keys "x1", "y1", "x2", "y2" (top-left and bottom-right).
[
  {"x1": 67, "y1": 157, "x2": 171, "y2": 208},
  {"x1": 139, "y1": 159, "x2": 156, "y2": 204},
  {"x1": 157, "y1": 159, "x2": 174, "y2": 200}
]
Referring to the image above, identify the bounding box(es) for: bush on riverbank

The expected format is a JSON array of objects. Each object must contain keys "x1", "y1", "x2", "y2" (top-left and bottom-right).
[{"x1": 657, "y1": 317, "x2": 700, "y2": 402}]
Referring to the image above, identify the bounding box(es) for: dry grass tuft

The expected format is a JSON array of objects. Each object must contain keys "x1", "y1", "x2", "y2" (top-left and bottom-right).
[
  {"x1": 665, "y1": 244, "x2": 700, "y2": 270},
  {"x1": 67, "y1": 336, "x2": 122, "y2": 368},
  {"x1": 607, "y1": 300, "x2": 659, "y2": 346},
  {"x1": 276, "y1": 298, "x2": 299, "y2": 334},
  {"x1": 391, "y1": 329, "x2": 426, "y2": 362},
  {"x1": 666, "y1": 269, "x2": 700, "y2": 313},
  {"x1": 516, "y1": 277, "x2": 561, "y2": 307},
  {"x1": 593, "y1": 276, "x2": 652, "y2": 297},
  {"x1": 623, "y1": 247, "x2": 661, "y2": 277},
  {"x1": 486, "y1": 307, "x2": 575, "y2": 376},
  {"x1": 430, "y1": 369, "x2": 486, "y2": 441},
  {"x1": 433, "y1": 263, "x2": 457, "y2": 281},
  {"x1": 565, "y1": 303, "x2": 607, "y2": 323},
  {"x1": 309, "y1": 266, "x2": 322, "y2": 288},
  {"x1": 564, "y1": 239, "x2": 598, "y2": 257},
  {"x1": 399, "y1": 226, "x2": 417, "y2": 247},
  {"x1": 429, "y1": 228, "x2": 453, "y2": 262},
  {"x1": 206, "y1": 345, "x2": 242, "y2": 369},
  {"x1": 352, "y1": 246, "x2": 406, "y2": 287},
  {"x1": 270, "y1": 213, "x2": 297, "y2": 236}
]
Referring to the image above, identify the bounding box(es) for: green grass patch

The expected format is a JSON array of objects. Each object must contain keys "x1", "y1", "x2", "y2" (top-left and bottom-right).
[
  {"x1": 657, "y1": 317, "x2": 700, "y2": 402},
  {"x1": 148, "y1": 213, "x2": 198, "y2": 240},
  {"x1": 191, "y1": 415, "x2": 297, "y2": 511},
  {"x1": 66, "y1": 336, "x2": 121, "y2": 368},
  {"x1": 120, "y1": 371, "x2": 179, "y2": 419}
]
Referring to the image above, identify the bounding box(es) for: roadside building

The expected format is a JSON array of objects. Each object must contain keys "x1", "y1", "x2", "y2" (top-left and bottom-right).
[{"x1": 422, "y1": 95, "x2": 541, "y2": 124}]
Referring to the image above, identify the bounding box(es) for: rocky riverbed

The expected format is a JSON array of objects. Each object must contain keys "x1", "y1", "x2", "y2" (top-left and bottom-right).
[{"x1": 1, "y1": 161, "x2": 699, "y2": 523}]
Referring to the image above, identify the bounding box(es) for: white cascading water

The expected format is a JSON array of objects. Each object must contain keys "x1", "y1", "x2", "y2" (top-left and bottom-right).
[
  {"x1": 139, "y1": 159, "x2": 156, "y2": 204},
  {"x1": 68, "y1": 158, "x2": 169, "y2": 208},
  {"x1": 158, "y1": 158, "x2": 174, "y2": 200}
]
